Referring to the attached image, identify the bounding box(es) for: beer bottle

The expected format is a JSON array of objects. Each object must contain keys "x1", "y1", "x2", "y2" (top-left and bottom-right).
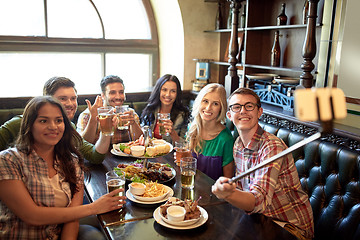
[
  {"x1": 277, "y1": 3, "x2": 287, "y2": 25},
  {"x1": 271, "y1": 31, "x2": 281, "y2": 67},
  {"x1": 215, "y1": 2, "x2": 223, "y2": 30},
  {"x1": 303, "y1": 0, "x2": 309, "y2": 24}
]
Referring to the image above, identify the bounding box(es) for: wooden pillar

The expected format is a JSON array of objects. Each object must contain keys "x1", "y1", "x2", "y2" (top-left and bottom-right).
[
  {"x1": 300, "y1": 0, "x2": 320, "y2": 88},
  {"x1": 224, "y1": 0, "x2": 242, "y2": 96}
]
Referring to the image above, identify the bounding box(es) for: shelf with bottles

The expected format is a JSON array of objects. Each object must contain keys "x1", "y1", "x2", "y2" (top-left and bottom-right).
[
  {"x1": 247, "y1": 0, "x2": 324, "y2": 28},
  {"x1": 245, "y1": 28, "x2": 321, "y2": 70}
]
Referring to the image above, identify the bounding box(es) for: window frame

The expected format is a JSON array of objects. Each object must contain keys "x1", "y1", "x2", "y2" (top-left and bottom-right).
[{"x1": 0, "y1": 0, "x2": 159, "y2": 98}]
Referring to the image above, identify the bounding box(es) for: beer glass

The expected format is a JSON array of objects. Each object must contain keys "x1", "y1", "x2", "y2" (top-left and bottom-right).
[
  {"x1": 106, "y1": 170, "x2": 125, "y2": 197},
  {"x1": 115, "y1": 105, "x2": 129, "y2": 130},
  {"x1": 174, "y1": 140, "x2": 191, "y2": 166},
  {"x1": 157, "y1": 113, "x2": 170, "y2": 136},
  {"x1": 98, "y1": 106, "x2": 115, "y2": 136},
  {"x1": 180, "y1": 157, "x2": 197, "y2": 189}
]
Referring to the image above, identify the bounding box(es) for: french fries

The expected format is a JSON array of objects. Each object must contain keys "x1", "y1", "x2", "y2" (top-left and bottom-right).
[{"x1": 142, "y1": 182, "x2": 167, "y2": 198}]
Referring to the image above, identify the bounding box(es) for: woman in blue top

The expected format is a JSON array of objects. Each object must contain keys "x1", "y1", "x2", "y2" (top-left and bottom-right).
[{"x1": 187, "y1": 83, "x2": 234, "y2": 180}]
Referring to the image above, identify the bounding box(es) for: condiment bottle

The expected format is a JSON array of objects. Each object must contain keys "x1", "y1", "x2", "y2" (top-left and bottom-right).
[
  {"x1": 271, "y1": 31, "x2": 281, "y2": 67},
  {"x1": 277, "y1": 3, "x2": 287, "y2": 25},
  {"x1": 142, "y1": 125, "x2": 151, "y2": 148}
]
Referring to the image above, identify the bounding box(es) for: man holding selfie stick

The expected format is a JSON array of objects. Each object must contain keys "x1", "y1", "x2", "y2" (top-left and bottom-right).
[{"x1": 211, "y1": 88, "x2": 314, "y2": 240}]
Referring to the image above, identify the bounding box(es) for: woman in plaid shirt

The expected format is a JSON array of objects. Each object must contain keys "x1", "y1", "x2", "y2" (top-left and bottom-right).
[
  {"x1": 212, "y1": 88, "x2": 314, "y2": 240},
  {"x1": 0, "y1": 96, "x2": 125, "y2": 239}
]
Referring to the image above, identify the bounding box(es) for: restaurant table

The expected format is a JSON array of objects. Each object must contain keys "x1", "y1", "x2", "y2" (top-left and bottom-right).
[{"x1": 84, "y1": 151, "x2": 297, "y2": 240}]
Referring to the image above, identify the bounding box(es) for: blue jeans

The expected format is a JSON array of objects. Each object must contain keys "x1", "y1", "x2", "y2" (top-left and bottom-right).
[{"x1": 78, "y1": 215, "x2": 106, "y2": 240}]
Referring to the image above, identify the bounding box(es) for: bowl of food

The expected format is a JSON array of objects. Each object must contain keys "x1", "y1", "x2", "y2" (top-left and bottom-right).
[
  {"x1": 132, "y1": 182, "x2": 170, "y2": 202},
  {"x1": 115, "y1": 160, "x2": 176, "y2": 185},
  {"x1": 130, "y1": 145, "x2": 145, "y2": 157},
  {"x1": 129, "y1": 182, "x2": 146, "y2": 196},
  {"x1": 159, "y1": 197, "x2": 202, "y2": 226},
  {"x1": 166, "y1": 206, "x2": 186, "y2": 222}
]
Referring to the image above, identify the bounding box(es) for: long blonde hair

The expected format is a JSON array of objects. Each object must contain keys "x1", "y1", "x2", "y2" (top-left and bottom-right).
[{"x1": 186, "y1": 83, "x2": 227, "y2": 153}]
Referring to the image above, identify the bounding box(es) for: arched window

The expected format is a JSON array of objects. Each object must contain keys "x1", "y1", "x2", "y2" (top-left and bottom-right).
[{"x1": 0, "y1": 0, "x2": 158, "y2": 97}]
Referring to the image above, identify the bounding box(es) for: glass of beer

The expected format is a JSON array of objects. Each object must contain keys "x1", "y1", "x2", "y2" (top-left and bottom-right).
[
  {"x1": 181, "y1": 188, "x2": 194, "y2": 201},
  {"x1": 180, "y1": 157, "x2": 197, "y2": 189},
  {"x1": 98, "y1": 106, "x2": 115, "y2": 136},
  {"x1": 157, "y1": 113, "x2": 170, "y2": 136},
  {"x1": 106, "y1": 170, "x2": 125, "y2": 197},
  {"x1": 115, "y1": 105, "x2": 129, "y2": 130},
  {"x1": 174, "y1": 140, "x2": 191, "y2": 166}
]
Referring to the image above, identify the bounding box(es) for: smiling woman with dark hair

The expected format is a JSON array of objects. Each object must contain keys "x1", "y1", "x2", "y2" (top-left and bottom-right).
[
  {"x1": 141, "y1": 74, "x2": 190, "y2": 143},
  {"x1": 0, "y1": 96, "x2": 125, "y2": 240}
]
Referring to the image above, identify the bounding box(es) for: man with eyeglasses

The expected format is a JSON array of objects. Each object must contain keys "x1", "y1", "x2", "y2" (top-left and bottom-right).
[{"x1": 212, "y1": 88, "x2": 314, "y2": 240}]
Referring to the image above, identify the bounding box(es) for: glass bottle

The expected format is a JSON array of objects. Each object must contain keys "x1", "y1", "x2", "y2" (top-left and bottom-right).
[
  {"x1": 271, "y1": 31, "x2": 281, "y2": 67},
  {"x1": 215, "y1": 2, "x2": 223, "y2": 30},
  {"x1": 227, "y1": 7, "x2": 232, "y2": 29},
  {"x1": 303, "y1": 0, "x2": 309, "y2": 25},
  {"x1": 240, "y1": 5, "x2": 246, "y2": 28},
  {"x1": 277, "y1": 3, "x2": 287, "y2": 25}
]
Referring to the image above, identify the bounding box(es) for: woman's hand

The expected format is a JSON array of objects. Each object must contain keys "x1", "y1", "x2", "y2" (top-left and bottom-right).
[
  {"x1": 90, "y1": 189, "x2": 126, "y2": 214},
  {"x1": 211, "y1": 177, "x2": 236, "y2": 200},
  {"x1": 161, "y1": 119, "x2": 174, "y2": 134}
]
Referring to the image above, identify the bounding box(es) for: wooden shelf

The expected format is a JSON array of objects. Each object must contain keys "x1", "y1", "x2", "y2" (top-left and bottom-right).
[
  {"x1": 246, "y1": 23, "x2": 322, "y2": 31},
  {"x1": 210, "y1": 61, "x2": 243, "y2": 68},
  {"x1": 244, "y1": 64, "x2": 303, "y2": 73},
  {"x1": 204, "y1": 24, "x2": 321, "y2": 33}
]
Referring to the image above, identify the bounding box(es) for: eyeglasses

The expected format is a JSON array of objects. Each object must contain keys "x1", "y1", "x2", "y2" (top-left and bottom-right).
[{"x1": 229, "y1": 102, "x2": 259, "y2": 112}]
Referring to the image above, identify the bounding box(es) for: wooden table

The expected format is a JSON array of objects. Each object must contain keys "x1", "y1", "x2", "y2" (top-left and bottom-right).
[{"x1": 84, "y1": 152, "x2": 296, "y2": 240}]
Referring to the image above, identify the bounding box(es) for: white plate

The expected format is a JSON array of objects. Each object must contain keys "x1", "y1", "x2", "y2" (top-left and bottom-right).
[
  {"x1": 126, "y1": 186, "x2": 174, "y2": 204},
  {"x1": 132, "y1": 187, "x2": 171, "y2": 202},
  {"x1": 274, "y1": 77, "x2": 300, "y2": 84},
  {"x1": 111, "y1": 148, "x2": 129, "y2": 157},
  {"x1": 159, "y1": 207, "x2": 201, "y2": 227},
  {"x1": 246, "y1": 73, "x2": 279, "y2": 80},
  {"x1": 153, "y1": 206, "x2": 208, "y2": 230},
  {"x1": 111, "y1": 143, "x2": 173, "y2": 159}
]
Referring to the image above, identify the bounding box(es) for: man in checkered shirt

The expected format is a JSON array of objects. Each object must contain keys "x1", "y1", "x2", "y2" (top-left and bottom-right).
[{"x1": 212, "y1": 88, "x2": 314, "y2": 240}]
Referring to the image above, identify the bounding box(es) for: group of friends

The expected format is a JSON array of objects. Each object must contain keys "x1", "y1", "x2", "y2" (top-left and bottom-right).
[{"x1": 0, "y1": 74, "x2": 314, "y2": 240}]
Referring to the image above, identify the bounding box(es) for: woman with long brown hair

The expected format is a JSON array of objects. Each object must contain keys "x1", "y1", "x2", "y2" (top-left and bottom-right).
[{"x1": 0, "y1": 96, "x2": 125, "y2": 239}]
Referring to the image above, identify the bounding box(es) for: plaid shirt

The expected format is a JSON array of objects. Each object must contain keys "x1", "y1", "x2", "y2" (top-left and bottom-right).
[
  {"x1": 0, "y1": 148, "x2": 84, "y2": 240},
  {"x1": 76, "y1": 107, "x2": 140, "y2": 144},
  {"x1": 234, "y1": 125, "x2": 314, "y2": 239}
]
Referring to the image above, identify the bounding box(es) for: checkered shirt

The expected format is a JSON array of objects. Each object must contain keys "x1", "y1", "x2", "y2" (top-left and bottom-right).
[{"x1": 233, "y1": 125, "x2": 314, "y2": 239}]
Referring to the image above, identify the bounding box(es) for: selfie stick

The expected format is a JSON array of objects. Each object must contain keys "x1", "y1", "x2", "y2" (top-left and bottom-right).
[
  {"x1": 228, "y1": 132, "x2": 321, "y2": 184},
  {"x1": 228, "y1": 88, "x2": 347, "y2": 184}
]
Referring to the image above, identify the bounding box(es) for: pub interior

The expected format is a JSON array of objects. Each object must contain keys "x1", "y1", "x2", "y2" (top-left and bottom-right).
[{"x1": 0, "y1": 0, "x2": 359, "y2": 240}]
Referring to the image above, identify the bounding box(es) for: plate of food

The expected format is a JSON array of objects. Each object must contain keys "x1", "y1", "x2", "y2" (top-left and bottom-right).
[
  {"x1": 153, "y1": 197, "x2": 208, "y2": 229},
  {"x1": 245, "y1": 73, "x2": 279, "y2": 80},
  {"x1": 274, "y1": 76, "x2": 300, "y2": 84},
  {"x1": 112, "y1": 138, "x2": 173, "y2": 159},
  {"x1": 126, "y1": 182, "x2": 174, "y2": 204},
  {"x1": 114, "y1": 159, "x2": 176, "y2": 184}
]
